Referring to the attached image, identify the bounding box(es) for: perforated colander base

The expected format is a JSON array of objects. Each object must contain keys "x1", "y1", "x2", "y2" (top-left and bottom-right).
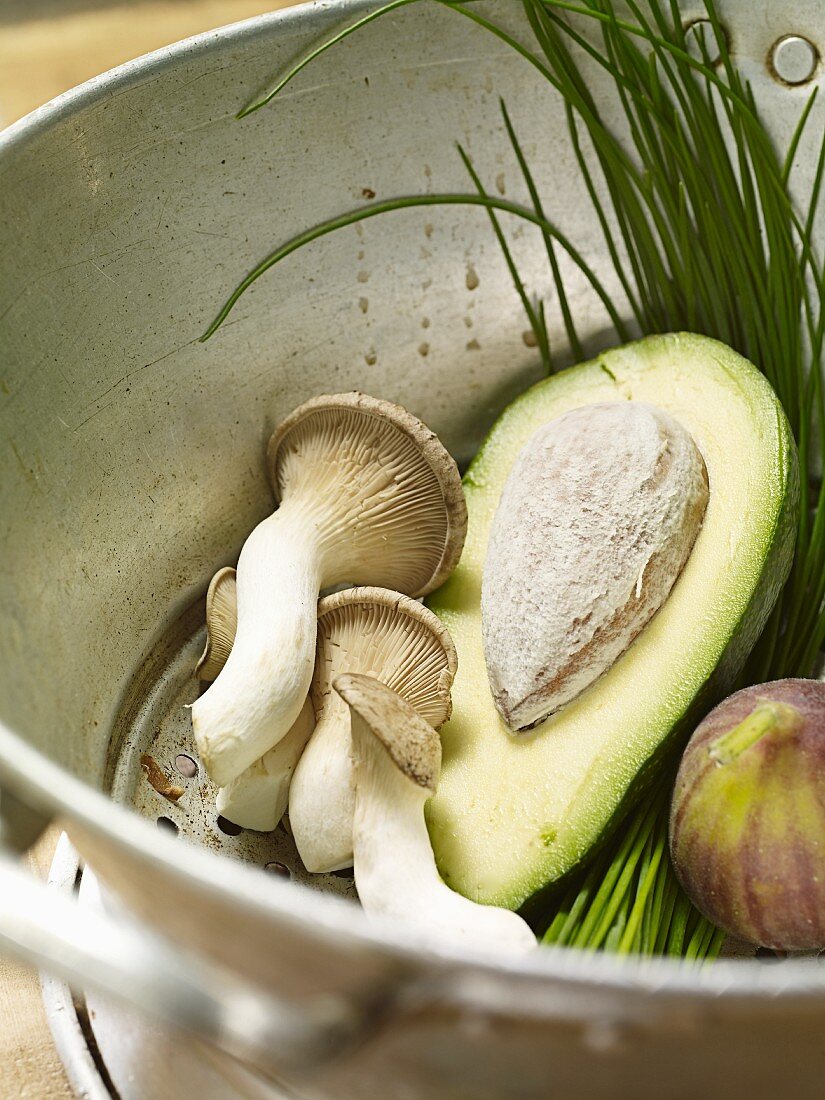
[{"x1": 104, "y1": 598, "x2": 357, "y2": 901}]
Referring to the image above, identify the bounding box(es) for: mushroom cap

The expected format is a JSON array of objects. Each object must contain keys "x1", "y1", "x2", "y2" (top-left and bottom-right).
[
  {"x1": 196, "y1": 567, "x2": 237, "y2": 681},
  {"x1": 333, "y1": 674, "x2": 441, "y2": 793},
  {"x1": 313, "y1": 586, "x2": 456, "y2": 728},
  {"x1": 267, "y1": 393, "x2": 467, "y2": 596}
]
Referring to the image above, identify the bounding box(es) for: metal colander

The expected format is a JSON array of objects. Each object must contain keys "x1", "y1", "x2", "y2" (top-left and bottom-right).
[{"x1": 2, "y1": 3, "x2": 825, "y2": 1098}]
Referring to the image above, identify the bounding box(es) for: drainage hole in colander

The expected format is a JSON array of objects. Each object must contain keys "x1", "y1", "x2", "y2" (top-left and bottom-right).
[
  {"x1": 157, "y1": 816, "x2": 179, "y2": 835},
  {"x1": 264, "y1": 861, "x2": 291, "y2": 879},
  {"x1": 175, "y1": 753, "x2": 198, "y2": 778},
  {"x1": 216, "y1": 815, "x2": 244, "y2": 836}
]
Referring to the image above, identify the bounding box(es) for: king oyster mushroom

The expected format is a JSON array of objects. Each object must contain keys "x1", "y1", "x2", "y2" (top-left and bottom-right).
[
  {"x1": 191, "y1": 393, "x2": 467, "y2": 787},
  {"x1": 194, "y1": 567, "x2": 315, "y2": 831},
  {"x1": 335, "y1": 673, "x2": 536, "y2": 954},
  {"x1": 290, "y1": 587, "x2": 457, "y2": 873}
]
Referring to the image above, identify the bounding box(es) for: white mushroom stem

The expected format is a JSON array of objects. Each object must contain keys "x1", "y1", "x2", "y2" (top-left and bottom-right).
[
  {"x1": 216, "y1": 698, "x2": 314, "y2": 832},
  {"x1": 337, "y1": 674, "x2": 535, "y2": 955},
  {"x1": 291, "y1": 588, "x2": 456, "y2": 874},
  {"x1": 193, "y1": 502, "x2": 322, "y2": 786},
  {"x1": 195, "y1": 566, "x2": 314, "y2": 830},
  {"x1": 190, "y1": 393, "x2": 467, "y2": 789},
  {"x1": 289, "y1": 708, "x2": 354, "y2": 871}
]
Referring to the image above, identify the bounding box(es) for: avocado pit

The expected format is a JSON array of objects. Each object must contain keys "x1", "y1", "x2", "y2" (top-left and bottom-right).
[{"x1": 481, "y1": 401, "x2": 709, "y2": 731}]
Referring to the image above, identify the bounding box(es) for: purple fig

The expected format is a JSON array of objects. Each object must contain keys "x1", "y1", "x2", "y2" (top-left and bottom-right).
[{"x1": 670, "y1": 678, "x2": 825, "y2": 950}]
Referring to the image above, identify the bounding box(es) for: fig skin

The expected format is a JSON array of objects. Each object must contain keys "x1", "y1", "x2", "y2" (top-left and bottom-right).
[{"x1": 669, "y1": 678, "x2": 825, "y2": 951}]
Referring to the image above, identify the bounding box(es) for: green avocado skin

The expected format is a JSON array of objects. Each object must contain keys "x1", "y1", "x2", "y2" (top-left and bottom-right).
[{"x1": 428, "y1": 333, "x2": 799, "y2": 914}]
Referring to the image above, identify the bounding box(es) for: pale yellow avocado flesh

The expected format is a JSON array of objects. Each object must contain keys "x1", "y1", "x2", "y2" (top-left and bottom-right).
[{"x1": 427, "y1": 334, "x2": 797, "y2": 909}]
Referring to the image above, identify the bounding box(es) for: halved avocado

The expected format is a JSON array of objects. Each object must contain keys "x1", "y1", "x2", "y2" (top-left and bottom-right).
[{"x1": 427, "y1": 334, "x2": 798, "y2": 910}]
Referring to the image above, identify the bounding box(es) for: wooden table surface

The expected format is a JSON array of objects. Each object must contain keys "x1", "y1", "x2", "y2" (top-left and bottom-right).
[
  {"x1": 0, "y1": 6, "x2": 301, "y2": 1094},
  {"x1": 0, "y1": 0, "x2": 301, "y2": 126}
]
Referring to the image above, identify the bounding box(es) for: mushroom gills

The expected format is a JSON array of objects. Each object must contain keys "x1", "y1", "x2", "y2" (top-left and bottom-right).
[
  {"x1": 482, "y1": 401, "x2": 708, "y2": 731},
  {"x1": 336, "y1": 674, "x2": 536, "y2": 954},
  {"x1": 290, "y1": 588, "x2": 457, "y2": 873},
  {"x1": 190, "y1": 392, "x2": 467, "y2": 788},
  {"x1": 195, "y1": 567, "x2": 237, "y2": 682}
]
